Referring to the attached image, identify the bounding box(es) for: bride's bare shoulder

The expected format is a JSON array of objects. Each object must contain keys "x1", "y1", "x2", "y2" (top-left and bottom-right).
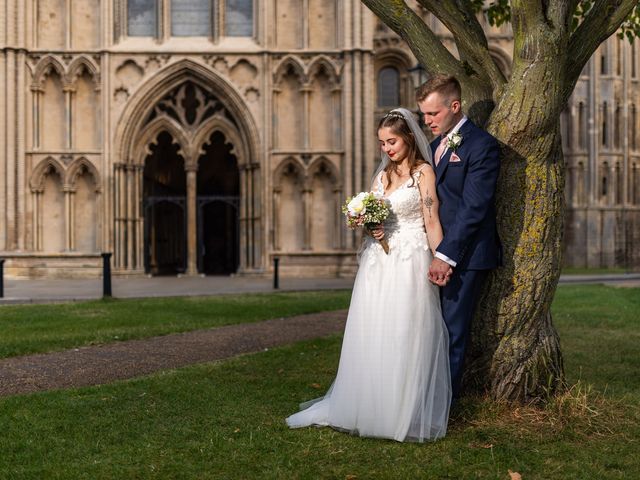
[{"x1": 416, "y1": 163, "x2": 435, "y2": 179}]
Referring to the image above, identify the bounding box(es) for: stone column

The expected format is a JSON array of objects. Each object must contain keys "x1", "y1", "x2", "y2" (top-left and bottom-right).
[
  {"x1": 32, "y1": 190, "x2": 43, "y2": 251},
  {"x1": 64, "y1": 86, "x2": 75, "y2": 149},
  {"x1": 238, "y1": 166, "x2": 248, "y2": 271},
  {"x1": 302, "y1": 0, "x2": 309, "y2": 47},
  {"x1": 271, "y1": 87, "x2": 281, "y2": 148},
  {"x1": 64, "y1": 187, "x2": 72, "y2": 251},
  {"x1": 634, "y1": 165, "x2": 639, "y2": 204},
  {"x1": 302, "y1": 186, "x2": 312, "y2": 251},
  {"x1": 186, "y1": 166, "x2": 198, "y2": 275},
  {"x1": 352, "y1": 50, "x2": 363, "y2": 192},
  {"x1": 331, "y1": 86, "x2": 342, "y2": 151},
  {"x1": 17, "y1": 50, "x2": 27, "y2": 250},
  {"x1": 31, "y1": 86, "x2": 42, "y2": 148},
  {"x1": 588, "y1": 58, "x2": 598, "y2": 205},
  {"x1": 68, "y1": 189, "x2": 76, "y2": 251},
  {"x1": 115, "y1": 163, "x2": 127, "y2": 269},
  {"x1": 301, "y1": 84, "x2": 312, "y2": 150},
  {"x1": 135, "y1": 165, "x2": 144, "y2": 270},
  {"x1": 246, "y1": 164, "x2": 256, "y2": 268},
  {"x1": 609, "y1": 163, "x2": 617, "y2": 205},
  {"x1": 114, "y1": 164, "x2": 122, "y2": 268},
  {"x1": 126, "y1": 165, "x2": 135, "y2": 270},
  {"x1": 272, "y1": 186, "x2": 281, "y2": 251},
  {"x1": 333, "y1": 186, "x2": 342, "y2": 249},
  {"x1": 5, "y1": 48, "x2": 17, "y2": 250},
  {"x1": 0, "y1": 49, "x2": 7, "y2": 251},
  {"x1": 96, "y1": 189, "x2": 103, "y2": 253},
  {"x1": 65, "y1": 0, "x2": 72, "y2": 49}
]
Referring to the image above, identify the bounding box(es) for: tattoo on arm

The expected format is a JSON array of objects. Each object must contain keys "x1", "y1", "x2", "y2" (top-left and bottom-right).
[{"x1": 423, "y1": 191, "x2": 434, "y2": 218}]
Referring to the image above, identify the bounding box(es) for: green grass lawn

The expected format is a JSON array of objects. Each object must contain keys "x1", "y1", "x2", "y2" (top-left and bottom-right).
[
  {"x1": 0, "y1": 285, "x2": 638, "y2": 479},
  {"x1": 0, "y1": 291, "x2": 351, "y2": 359}
]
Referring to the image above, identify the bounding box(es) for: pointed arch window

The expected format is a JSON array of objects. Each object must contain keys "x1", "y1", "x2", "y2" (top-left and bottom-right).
[
  {"x1": 614, "y1": 103, "x2": 622, "y2": 149},
  {"x1": 602, "y1": 102, "x2": 609, "y2": 147},
  {"x1": 601, "y1": 41, "x2": 609, "y2": 75},
  {"x1": 124, "y1": 0, "x2": 254, "y2": 39},
  {"x1": 225, "y1": 0, "x2": 254, "y2": 36},
  {"x1": 561, "y1": 105, "x2": 572, "y2": 149},
  {"x1": 377, "y1": 67, "x2": 400, "y2": 108},
  {"x1": 601, "y1": 163, "x2": 609, "y2": 197},
  {"x1": 128, "y1": 0, "x2": 157, "y2": 36},
  {"x1": 171, "y1": 0, "x2": 212, "y2": 36},
  {"x1": 631, "y1": 104, "x2": 638, "y2": 150},
  {"x1": 616, "y1": 162, "x2": 624, "y2": 205},
  {"x1": 578, "y1": 102, "x2": 587, "y2": 149}
]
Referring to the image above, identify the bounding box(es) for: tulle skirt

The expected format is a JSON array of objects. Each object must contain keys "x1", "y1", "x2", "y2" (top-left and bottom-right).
[{"x1": 286, "y1": 230, "x2": 451, "y2": 442}]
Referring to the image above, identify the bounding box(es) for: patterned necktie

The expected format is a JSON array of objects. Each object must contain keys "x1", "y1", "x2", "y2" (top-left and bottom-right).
[{"x1": 434, "y1": 136, "x2": 447, "y2": 166}]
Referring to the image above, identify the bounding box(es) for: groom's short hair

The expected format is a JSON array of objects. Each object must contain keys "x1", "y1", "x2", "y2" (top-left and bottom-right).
[{"x1": 416, "y1": 75, "x2": 461, "y2": 104}]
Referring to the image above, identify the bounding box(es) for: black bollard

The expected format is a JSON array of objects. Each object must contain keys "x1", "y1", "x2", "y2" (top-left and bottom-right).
[
  {"x1": 0, "y1": 259, "x2": 4, "y2": 298},
  {"x1": 273, "y1": 257, "x2": 280, "y2": 289},
  {"x1": 101, "y1": 253, "x2": 112, "y2": 298}
]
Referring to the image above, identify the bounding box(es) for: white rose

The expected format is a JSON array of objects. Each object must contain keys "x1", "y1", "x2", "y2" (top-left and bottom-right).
[
  {"x1": 347, "y1": 193, "x2": 367, "y2": 215},
  {"x1": 447, "y1": 132, "x2": 463, "y2": 149}
]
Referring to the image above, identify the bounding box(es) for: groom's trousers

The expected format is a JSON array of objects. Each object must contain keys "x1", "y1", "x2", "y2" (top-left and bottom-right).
[{"x1": 440, "y1": 269, "x2": 488, "y2": 400}]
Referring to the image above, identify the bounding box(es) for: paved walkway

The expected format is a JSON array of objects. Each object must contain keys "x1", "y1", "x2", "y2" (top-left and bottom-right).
[
  {"x1": 0, "y1": 309, "x2": 348, "y2": 397},
  {"x1": 1, "y1": 273, "x2": 639, "y2": 304},
  {"x1": 0, "y1": 276, "x2": 356, "y2": 304}
]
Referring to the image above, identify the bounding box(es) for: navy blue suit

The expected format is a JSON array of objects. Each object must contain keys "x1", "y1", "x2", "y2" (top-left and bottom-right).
[{"x1": 432, "y1": 119, "x2": 501, "y2": 399}]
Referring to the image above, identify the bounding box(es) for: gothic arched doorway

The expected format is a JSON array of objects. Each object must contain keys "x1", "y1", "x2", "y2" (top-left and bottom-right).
[
  {"x1": 115, "y1": 63, "x2": 261, "y2": 276},
  {"x1": 143, "y1": 131, "x2": 187, "y2": 275},
  {"x1": 197, "y1": 131, "x2": 240, "y2": 275}
]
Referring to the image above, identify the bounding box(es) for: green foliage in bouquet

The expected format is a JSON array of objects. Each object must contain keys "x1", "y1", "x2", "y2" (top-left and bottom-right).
[{"x1": 342, "y1": 192, "x2": 390, "y2": 229}]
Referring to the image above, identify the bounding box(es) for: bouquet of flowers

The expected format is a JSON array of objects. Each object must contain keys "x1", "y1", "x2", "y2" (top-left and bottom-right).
[{"x1": 342, "y1": 192, "x2": 391, "y2": 254}]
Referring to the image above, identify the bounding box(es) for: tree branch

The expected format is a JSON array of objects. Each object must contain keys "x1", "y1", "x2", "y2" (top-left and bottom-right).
[
  {"x1": 510, "y1": 1, "x2": 550, "y2": 62},
  {"x1": 416, "y1": 0, "x2": 506, "y2": 94},
  {"x1": 565, "y1": 0, "x2": 639, "y2": 99},
  {"x1": 546, "y1": 0, "x2": 579, "y2": 33},
  {"x1": 362, "y1": 0, "x2": 495, "y2": 124},
  {"x1": 362, "y1": 0, "x2": 466, "y2": 77}
]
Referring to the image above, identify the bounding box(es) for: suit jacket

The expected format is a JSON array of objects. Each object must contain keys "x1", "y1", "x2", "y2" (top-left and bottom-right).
[{"x1": 431, "y1": 119, "x2": 501, "y2": 270}]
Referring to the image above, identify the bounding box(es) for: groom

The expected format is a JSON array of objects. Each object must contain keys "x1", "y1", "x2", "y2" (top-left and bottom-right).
[{"x1": 417, "y1": 75, "x2": 501, "y2": 400}]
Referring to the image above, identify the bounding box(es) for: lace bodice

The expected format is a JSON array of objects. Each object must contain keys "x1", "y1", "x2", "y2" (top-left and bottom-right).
[
  {"x1": 361, "y1": 170, "x2": 430, "y2": 263},
  {"x1": 374, "y1": 171, "x2": 426, "y2": 231}
]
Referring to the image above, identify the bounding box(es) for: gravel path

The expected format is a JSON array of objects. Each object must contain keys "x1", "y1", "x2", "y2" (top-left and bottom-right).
[{"x1": 0, "y1": 309, "x2": 347, "y2": 397}]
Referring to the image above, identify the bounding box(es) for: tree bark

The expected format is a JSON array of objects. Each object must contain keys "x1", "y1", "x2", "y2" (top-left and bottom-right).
[
  {"x1": 465, "y1": 10, "x2": 569, "y2": 400},
  {"x1": 465, "y1": 128, "x2": 566, "y2": 402}
]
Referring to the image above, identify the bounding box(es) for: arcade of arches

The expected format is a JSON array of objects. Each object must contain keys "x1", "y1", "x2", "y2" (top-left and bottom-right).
[
  {"x1": 117, "y1": 81, "x2": 247, "y2": 276},
  {"x1": 3, "y1": 2, "x2": 639, "y2": 279}
]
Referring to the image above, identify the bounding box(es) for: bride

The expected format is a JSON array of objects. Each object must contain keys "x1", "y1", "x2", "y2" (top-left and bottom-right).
[{"x1": 286, "y1": 108, "x2": 451, "y2": 442}]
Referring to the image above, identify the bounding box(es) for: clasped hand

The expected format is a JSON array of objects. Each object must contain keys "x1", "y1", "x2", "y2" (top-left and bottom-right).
[
  {"x1": 428, "y1": 257, "x2": 453, "y2": 287},
  {"x1": 367, "y1": 225, "x2": 385, "y2": 241},
  {"x1": 369, "y1": 226, "x2": 451, "y2": 286}
]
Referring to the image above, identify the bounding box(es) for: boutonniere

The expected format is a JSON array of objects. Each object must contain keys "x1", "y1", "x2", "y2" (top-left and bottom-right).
[{"x1": 446, "y1": 132, "x2": 463, "y2": 151}]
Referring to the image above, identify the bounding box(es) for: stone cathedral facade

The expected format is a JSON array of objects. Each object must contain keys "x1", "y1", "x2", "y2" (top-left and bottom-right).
[{"x1": 0, "y1": 1, "x2": 638, "y2": 279}]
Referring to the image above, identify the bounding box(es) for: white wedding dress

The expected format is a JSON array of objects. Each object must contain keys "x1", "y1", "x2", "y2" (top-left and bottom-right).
[{"x1": 286, "y1": 170, "x2": 451, "y2": 442}]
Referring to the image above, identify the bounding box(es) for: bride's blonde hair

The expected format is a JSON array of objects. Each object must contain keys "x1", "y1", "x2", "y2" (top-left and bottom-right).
[{"x1": 377, "y1": 112, "x2": 426, "y2": 187}]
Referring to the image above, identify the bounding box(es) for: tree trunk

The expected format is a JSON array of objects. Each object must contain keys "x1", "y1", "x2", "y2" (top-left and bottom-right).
[
  {"x1": 465, "y1": 46, "x2": 567, "y2": 402},
  {"x1": 361, "y1": 0, "x2": 639, "y2": 405}
]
